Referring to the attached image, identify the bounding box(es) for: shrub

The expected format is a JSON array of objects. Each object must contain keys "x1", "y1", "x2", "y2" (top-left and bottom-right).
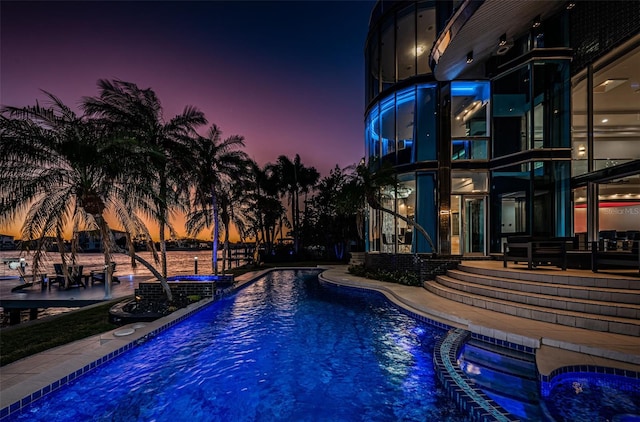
[{"x1": 347, "y1": 264, "x2": 422, "y2": 287}]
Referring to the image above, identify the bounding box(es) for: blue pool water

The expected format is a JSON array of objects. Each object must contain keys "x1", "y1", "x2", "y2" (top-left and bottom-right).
[
  {"x1": 542, "y1": 372, "x2": 640, "y2": 422},
  {"x1": 9, "y1": 270, "x2": 464, "y2": 421}
]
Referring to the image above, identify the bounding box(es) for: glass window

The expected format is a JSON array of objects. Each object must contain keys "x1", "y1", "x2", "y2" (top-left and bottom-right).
[
  {"x1": 416, "y1": 3, "x2": 436, "y2": 75},
  {"x1": 366, "y1": 32, "x2": 380, "y2": 103},
  {"x1": 493, "y1": 66, "x2": 531, "y2": 156},
  {"x1": 380, "y1": 17, "x2": 395, "y2": 91},
  {"x1": 451, "y1": 81, "x2": 490, "y2": 161},
  {"x1": 416, "y1": 172, "x2": 436, "y2": 253},
  {"x1": 490, "y1": 163, "x2": 531, "y2": 252},
  {"x1": 397, "y1": 175, "x2": 416, "y2": 253},
  {"x1": 396, "y1": 88, "x2": 415, "y2": 165},
  {"x1": 366, "y1": 105, "x2": 380, "y2": 161},
  {"x1": 571, "y1": 76, "x2": 588, "y2": 176},
  {"x1": 380, "y1": 96, "x2": 396, "y2": 163},
  {"x1": 451, "y1": 171, "x2": 488, "y2": 193},
  {"x1": 416, "y1": 83, "x2": 437, "y2": 161},
  {"x1": 592, "y1": 44, "x2": 640, "y2": 171},
  {"x1": 595, "y1": 175, "x2": 640, "y2": 251},
  {"x1": 396, "y1": 6, "x2": 416, "y2": 81},
  {"x1": 532, "y1": 61, "x2": 570, "y2": 148}
]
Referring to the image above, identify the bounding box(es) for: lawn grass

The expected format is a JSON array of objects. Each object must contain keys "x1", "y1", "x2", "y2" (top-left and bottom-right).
[
  {"x1": 0, "y1": 301, "x2": 121, "y2": 366},
  {"x1": 0, "y1": 261, "x2": 347, "y2": 367}
]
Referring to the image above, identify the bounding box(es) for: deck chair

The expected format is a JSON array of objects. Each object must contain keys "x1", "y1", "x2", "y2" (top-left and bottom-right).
[
  {"x1": 67, "y1": 265, "x2": 86, "y2": 288},
  {"x1": 50, "y1": 264, "x2": 86, "y2": 289},
  {"x1": 90, "y1": 262, "x2": 120, "y2": 285},
  {"x1": 49, "y1": 263, "x2": 67, "y2": 290}
]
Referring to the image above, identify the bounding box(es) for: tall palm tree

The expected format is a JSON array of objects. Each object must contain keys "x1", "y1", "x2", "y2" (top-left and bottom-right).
[
  {"x1": 242, "y1": 161, "x2": 285, "y2": 261},
  {"x1": 272, "y1": 154, "x2": 318, "y2": 253},
  {"x1": 83, "y1": 79, "x2": 207, "y2": 280},
  {"x1": 0, "y1": 92, "x2": 160, "y2": 297},
  {"x1": 184, "y1": 125, "x2": 249, "y2": 275}
]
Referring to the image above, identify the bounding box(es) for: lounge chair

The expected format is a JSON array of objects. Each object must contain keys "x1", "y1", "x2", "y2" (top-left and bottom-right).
[
  {"x1": 50, "y1": 263, "x2": 86, "y2": 289},
  {"x1": 90, "y1": 262, "x2": 120, "y2": 285}
]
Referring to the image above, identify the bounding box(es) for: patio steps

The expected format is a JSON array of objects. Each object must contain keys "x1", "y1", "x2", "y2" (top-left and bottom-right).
[{"x1": 424, "y1": 264, "x2": 640, "y2": 337}]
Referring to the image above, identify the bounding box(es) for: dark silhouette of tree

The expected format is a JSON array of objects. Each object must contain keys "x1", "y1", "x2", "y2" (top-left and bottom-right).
[
  {"x1": 184, "y1": 125, "x2": 248, "y2": 275},
  {"x1": 0, "y1": 91, "x2": 160, "y2": 296},
  {"x1": 84, "y1": 79, "x2": 207, "y2": 285}
]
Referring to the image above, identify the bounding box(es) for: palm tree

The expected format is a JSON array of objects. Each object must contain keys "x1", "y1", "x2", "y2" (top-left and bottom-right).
[
  {"x1": 272, "y1": 154, "x2": 319, "y2": 253},
  {"x1": 242, "y1": 161, "x2": 286, "y2": 262},
  {"x1": 0, "y1": 91, "x2": 160, "y2": 297},
  {"x1": 353, "y1": 159, "x2": 436, "y2": 252},
  {"x1": 83, "y1": 79, "x2": 207, "y2": 280},
  {"x1": 184, "y1": 125, "x2": 249, "y2": 275}
]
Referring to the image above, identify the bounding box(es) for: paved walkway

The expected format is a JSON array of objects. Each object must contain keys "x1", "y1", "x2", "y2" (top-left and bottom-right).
[{"x1": 1, "y1": 265, "x2": 639, "y2": 414}]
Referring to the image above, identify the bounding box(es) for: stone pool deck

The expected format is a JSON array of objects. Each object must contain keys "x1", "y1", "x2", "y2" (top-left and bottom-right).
[{"x1": 1, "y1": 264, "x2": 639, "y2": 418}]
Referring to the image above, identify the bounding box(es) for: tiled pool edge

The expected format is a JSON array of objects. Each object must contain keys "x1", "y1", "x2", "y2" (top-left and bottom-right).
[
  {"x1": 434, "y1": 328, "x2": 519, "y2": 422},
  {"x1": 0, "y1": 268, "x2": 286, "y2": 421},
  {"x1": 319, "y1": 273, "x2": 520, "y2": 422},
  {"x1": 0, "y1": 297, "x2": 214, "y2": 421}
]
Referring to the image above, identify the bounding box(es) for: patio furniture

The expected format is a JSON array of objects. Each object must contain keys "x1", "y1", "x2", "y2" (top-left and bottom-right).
[
  {"x1": 503, "y1": 236, "x2": 577, "y2": 270},
  {"x1": 591, "y1": 239, "x2": 640, "y2": 274},
  {"x1": 90, "y1": 262, "x2": 120, "y2": 285},
  {"x1": 50, "y1": 264, "x2": 86, "y2": 290}
]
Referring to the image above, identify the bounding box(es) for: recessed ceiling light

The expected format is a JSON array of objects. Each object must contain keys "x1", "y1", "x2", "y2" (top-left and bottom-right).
[
  {"x1": 601, "y1": 118, "x2": 609, "y2": 123},
  {"x1": 594, "y1": 78, "x2": 627, "y2": 93},
  {"x1": 466, "y1": 51, "x2": 473, "y2": 64},
  {"x1": 532, "y1": 15, "x2": 541, "y2": 28}
]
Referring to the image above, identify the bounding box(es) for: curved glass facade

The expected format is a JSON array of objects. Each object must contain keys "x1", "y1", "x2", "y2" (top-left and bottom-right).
[
  {"x1": 365, "y1": 0, "x2": 638, "y2": 257},
  {"x1": 365, "y1": 1, "x2": 436, "y2": 103},
  {"x1": 365, "y1": 1, "x2": 439, "y2": 254},
  {"x1": 366, "y1": 84, "x2": 437, "y2": 166}
]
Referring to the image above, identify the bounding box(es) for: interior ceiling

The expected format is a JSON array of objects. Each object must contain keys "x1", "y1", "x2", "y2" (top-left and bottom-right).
[{"x1": 572, "y1": 42, "x2": 640, "y2": 134}]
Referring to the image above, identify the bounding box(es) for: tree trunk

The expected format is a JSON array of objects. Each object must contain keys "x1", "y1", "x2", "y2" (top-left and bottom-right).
[
  {"x1": 211, "y1": 189, "x2": 219, "y2": 276},
  {"x1": 129, "y1": 253, "x2": 172, "y2": 301},
  {"x1": 95, "y1": 214, "x2": 114, "y2": 299}
]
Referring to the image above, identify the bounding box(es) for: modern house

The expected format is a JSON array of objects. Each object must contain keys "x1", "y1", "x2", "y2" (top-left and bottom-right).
[{"x1": 364, "y1": 0, "x2": 640, "y2": 258}]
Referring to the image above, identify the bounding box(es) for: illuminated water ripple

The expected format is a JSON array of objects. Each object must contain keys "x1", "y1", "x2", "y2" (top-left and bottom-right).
[{"x1": 10, "y1": 269, "x2": 464, "y2": 422}]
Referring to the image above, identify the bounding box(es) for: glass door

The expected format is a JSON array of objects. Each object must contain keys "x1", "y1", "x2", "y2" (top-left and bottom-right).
[{"x1": 464, "y1": 196, "x2": 486, "y2": 255}]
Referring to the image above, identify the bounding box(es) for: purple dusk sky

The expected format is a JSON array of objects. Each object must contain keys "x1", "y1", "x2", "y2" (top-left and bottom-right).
[{"x1": 1, "y1": 0, "x2": 374, "y2": 178}]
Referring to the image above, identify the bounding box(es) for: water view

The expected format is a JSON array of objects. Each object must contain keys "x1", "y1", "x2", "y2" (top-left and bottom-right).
[{"x1": 0, "y1": 250, "x2": 238, "y2": 279}]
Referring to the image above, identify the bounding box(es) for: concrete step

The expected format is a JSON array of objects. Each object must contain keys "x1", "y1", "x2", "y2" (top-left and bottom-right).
[
  {"x1": 436, "y1": 274, "x2": 640, "y2": 319},
  {"x1": 446, "y1": 269, "x2": 640, "y2": 305},
  {"x1": 457, "y1": 263, "x2": 639, "y2": 289},
  {"x1": 424, "y1": 280, "x2": 640, "y2": 337}
]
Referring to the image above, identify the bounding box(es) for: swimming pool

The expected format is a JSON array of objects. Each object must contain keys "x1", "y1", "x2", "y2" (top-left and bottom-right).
[{"x1": 7, "y1": 269, "x2": 465, "y2": 421}]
